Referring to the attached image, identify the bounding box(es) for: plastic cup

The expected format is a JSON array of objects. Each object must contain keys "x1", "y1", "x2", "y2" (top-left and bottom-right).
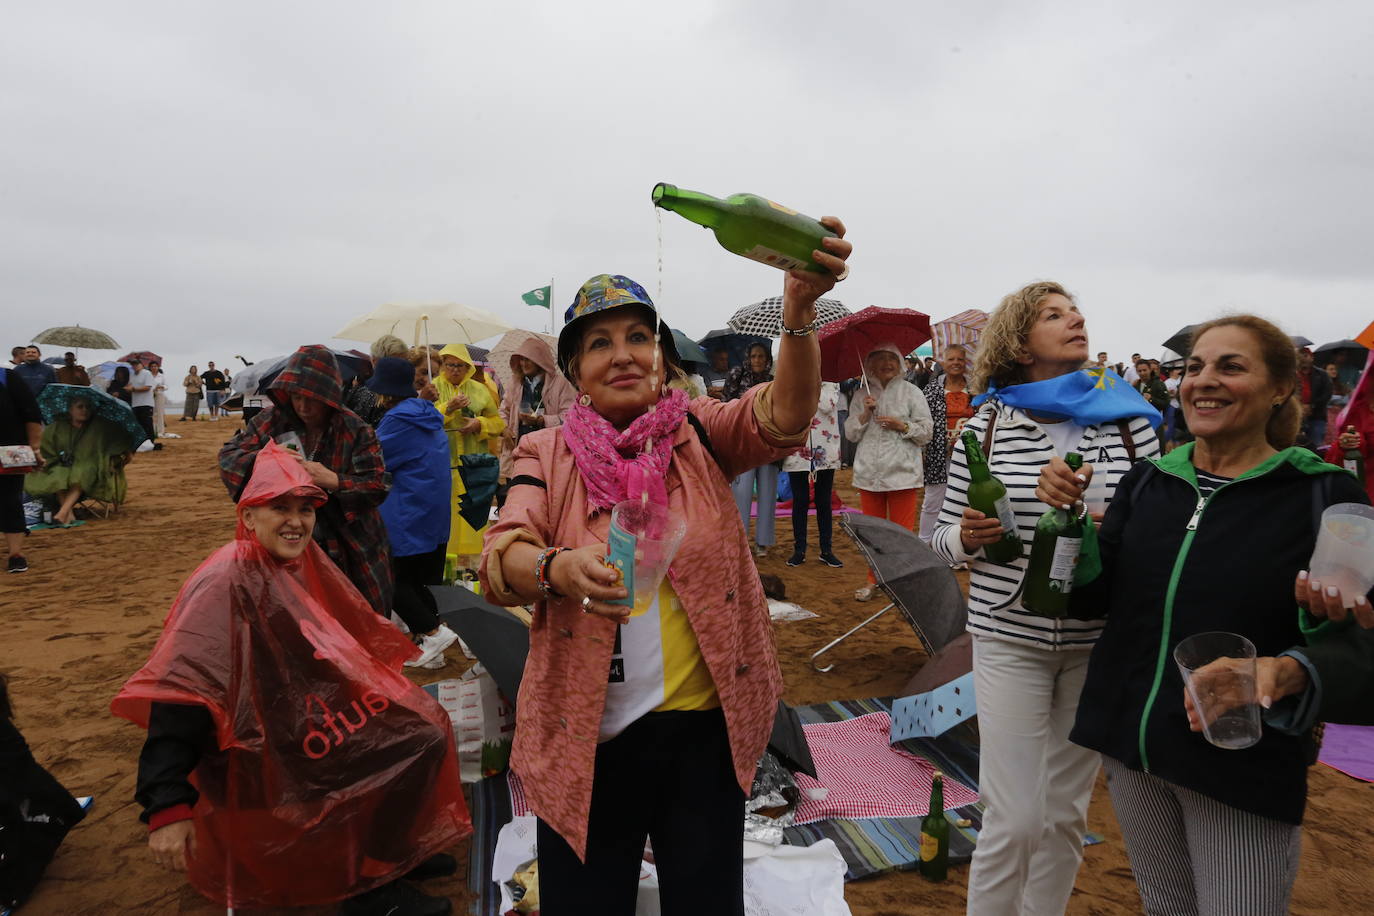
[
  {"x1": 1083, "y1": 466, "x2": 1113, "y2": 517},
  {"x1": 1308, "y1": 503, "x2": 1374, "y2": 609},
  {"x1": 610, "y1": 499, "x2": 687, "y2": 617},
  {"x1": 1173, "y1": 631, "x2": 1261, "y2": 750}
]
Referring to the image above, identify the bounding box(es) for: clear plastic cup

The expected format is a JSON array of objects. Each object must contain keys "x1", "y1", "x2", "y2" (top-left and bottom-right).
[
  {"x1": 609, "y1": 499, "x2": 686, "y2": 617},
  {"x1": 1083, "y1": 466, "x2": 1114, "y2": 517},
  {"x1": 1308, "y1": 503, "x2": 1374, "y2": 608},
  {"x1": 1173, "y1": 631, "x2": 1261, "y2": 750}
]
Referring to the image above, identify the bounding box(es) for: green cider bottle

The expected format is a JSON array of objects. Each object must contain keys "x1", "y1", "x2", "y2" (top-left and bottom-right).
[
  {"x1": 1022, "y1": 452, "x2": 1086, "y2": 618},
  {"x1": 960, "y1": 429, "x2": 1023, "y2": 565},
  {"x1": 1342, "y1": 425, "x2": 1366, "y2": 486},
  {"x1": 919, "y1": 771, "x2": 949, "y2": 881},
  {"x1": 651, "y1": 182, "x2": 836, "y2": 273}
]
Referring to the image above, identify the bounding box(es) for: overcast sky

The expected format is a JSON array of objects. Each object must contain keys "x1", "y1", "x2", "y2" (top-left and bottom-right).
[{"x1": 4, "y1": 1, "x2": 1371, "y2": 387}]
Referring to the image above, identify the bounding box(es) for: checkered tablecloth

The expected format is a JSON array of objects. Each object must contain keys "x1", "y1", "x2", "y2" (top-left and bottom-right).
[{"x1": 792, "y1": 711, "x2": 978, "y2": 824}]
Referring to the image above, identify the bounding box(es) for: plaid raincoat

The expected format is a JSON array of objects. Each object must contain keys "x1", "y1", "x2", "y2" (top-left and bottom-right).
[{"x1": 218, "y1": 346, "x2": 394, "y2": 614}]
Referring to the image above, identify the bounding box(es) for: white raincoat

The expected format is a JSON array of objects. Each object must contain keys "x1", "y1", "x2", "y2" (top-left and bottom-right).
[{"x1": 843, "y1": 347, "x2": 933, "y2": 492}]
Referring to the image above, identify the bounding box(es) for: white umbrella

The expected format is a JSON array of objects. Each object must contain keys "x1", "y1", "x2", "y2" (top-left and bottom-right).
[{"x1": 334, "y1": 302, "x2": 513, "y2": 348}]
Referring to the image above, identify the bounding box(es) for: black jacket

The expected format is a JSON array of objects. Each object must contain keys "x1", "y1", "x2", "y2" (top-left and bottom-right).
[
  {"x1": 1299, "y1": 366, "x2": 1332, "y2": 414},
  {"x1": 1069, "y1": 445, "x2": 1368, "y2": 825}
]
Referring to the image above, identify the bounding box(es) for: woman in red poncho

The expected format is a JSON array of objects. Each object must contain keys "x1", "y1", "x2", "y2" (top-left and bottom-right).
[{"x1": 112, "y1": 440, "x2": 469, "y2": 916}]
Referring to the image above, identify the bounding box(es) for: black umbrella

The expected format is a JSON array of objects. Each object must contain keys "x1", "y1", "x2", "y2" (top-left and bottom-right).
[
  {"x1": 1313, "y1": 339, "x2": 1369, "y2": 367},
  {"x1": 1291, "y1": 335, "x2": 1314, "y2": 348},
  {"x1": 811, "y1": 514, "x2": 967, "y2": 671},
  {"x1": 698, "y1": 328, "x2": 770, "y2": 369},
  {"x1": 1162, "y1": 324, "x2": 1200, "y2": 357}
]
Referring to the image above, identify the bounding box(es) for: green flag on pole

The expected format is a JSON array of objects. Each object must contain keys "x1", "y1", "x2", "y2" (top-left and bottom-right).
[{"x1": 521, "y1": 286, "x2": 552, "y2": 309}]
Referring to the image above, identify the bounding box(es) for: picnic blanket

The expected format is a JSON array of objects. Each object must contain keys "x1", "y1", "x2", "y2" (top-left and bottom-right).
[
  {"x1": 792, "y1": 711, "x2": 978, "y2": 824},
  {"x1": 1319, "y1": 724, "x2": 1374, "y2": 782}
]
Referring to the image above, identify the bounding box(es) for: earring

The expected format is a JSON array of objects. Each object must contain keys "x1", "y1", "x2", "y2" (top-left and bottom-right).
[{"x1": 578, "y1": 392, "x2": 592, "y2": 407}]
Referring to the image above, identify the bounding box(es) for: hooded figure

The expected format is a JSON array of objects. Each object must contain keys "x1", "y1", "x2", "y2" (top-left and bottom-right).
[
  {"x1": 114, "y1": 441, "x2": 470, "y2": 909},
  {"x1": 218, "y1": 345, "x2": 394, "y2": 615},
  {"x1": 432, "y1": 342, "x2": 505, "y2": 558}
]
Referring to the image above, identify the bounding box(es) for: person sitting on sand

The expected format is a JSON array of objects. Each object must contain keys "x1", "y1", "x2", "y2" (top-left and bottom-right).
[
  {"x1": 25, "y1": 394, "x2": 134, "y2": 525},
  {"x1": 218, "y1": 345, "x2": 394, "y2": 616},
  {"x1": 113, "y1": 441, "x2": 469, "y2": 915},
  {"x1": 480, "y1": 214, "x2": 849, "y2": 915}
]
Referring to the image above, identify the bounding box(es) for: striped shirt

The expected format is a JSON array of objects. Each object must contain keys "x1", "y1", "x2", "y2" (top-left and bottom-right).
[{"x1": 932, "y1": 403, "x2": 1161, "y2": 650}]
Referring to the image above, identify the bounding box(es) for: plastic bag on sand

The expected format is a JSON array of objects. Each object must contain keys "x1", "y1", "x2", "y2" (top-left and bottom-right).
[{"x1": 111, "y1": 440, "x2": 470, "y2": 907}]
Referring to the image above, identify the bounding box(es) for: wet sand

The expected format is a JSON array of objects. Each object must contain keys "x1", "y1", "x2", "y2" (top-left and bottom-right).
[{"x1": 7, "y1": 418, "x2": 1371, "y2": 913}]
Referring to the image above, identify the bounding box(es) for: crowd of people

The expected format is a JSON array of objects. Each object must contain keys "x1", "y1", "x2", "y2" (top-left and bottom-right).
[{"x1": 6, "y1": 221, "x2": 1374, "y2": 915}]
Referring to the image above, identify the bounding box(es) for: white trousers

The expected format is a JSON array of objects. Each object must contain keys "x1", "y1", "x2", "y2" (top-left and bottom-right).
[
  {"x1": 967, "y1": 635, "x2": 1099, "y2": 916},
  {"x1": 917, "y1": 481, "x2": 946, "y2": 544}
]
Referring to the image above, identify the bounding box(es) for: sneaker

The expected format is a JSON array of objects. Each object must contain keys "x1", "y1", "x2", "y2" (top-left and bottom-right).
[
  {"x1": 340, "y1": 880, "x2": 452, "y2": 916},
  {"x1": 8, "y1": 555, "x2": 27, "y2": 573},
  {"x1": 404, "y1": 625, "x2": 459, "y2": 668},
  {"x1": 405, "y1": 852, "x2": 458, "y2": 882},
  {"x1": 785, "y1": 552, "x2": 805, "y2": 567},
  {"x1": 819, "y1": 553, "x2": 844, "y2": 568},
  {"x1": 752, "y1": 545, "x2": 769, "y2": 559}
]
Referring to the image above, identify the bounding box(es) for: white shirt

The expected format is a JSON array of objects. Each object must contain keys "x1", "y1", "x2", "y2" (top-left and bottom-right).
[
  {"x1": 1041, "y1": 419, "x2": 1087, "y2": 458},
  {"x1": 783, "y1": 381, "x2": 842, "y2": 473},
  {"x1": 129, "y1": 369, "x2": 156, "y2": 408},
  {"x1": 1122, "y1": 364, "x2": 1140, "y2": 385}
]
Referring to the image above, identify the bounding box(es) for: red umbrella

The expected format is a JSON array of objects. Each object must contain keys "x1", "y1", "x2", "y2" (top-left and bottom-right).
[
  {"x1": 119, "y1": 350, "x2": 163, "y2": 366},
  {"x1": 818, "y1": 306, "x2": 931, "y2": 382}
]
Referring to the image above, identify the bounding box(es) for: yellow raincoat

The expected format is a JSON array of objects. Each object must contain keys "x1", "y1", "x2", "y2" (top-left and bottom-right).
[{"x1": 434, "y1": 343, "x2": 506, "y2": 555}]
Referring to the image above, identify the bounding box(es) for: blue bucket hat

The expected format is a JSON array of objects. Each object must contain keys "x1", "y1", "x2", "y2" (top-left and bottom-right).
[
  {"x1": 556, "y1": 274, "x2": 681, "y2": 378},
  {"x1": 365, "y1": 356, "x2": 419, "y2": 399}
]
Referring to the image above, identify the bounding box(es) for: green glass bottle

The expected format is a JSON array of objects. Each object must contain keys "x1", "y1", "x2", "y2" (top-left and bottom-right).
[
  {"x1": 1022, "y1": 452, "x2": 1086, "y2": 617},
  {"x1": 960, "y1": 429, "x2": 1023, "y2": 565},
  {"x1": 919, "y1": 771, "x2": 949, "y2": 881},
  {"x1": 651, "y1": 182, "x2": 836, "y2": 273},
  {"x1": 1342, "y1": 425, "x2": 1366, "y2": 486}
]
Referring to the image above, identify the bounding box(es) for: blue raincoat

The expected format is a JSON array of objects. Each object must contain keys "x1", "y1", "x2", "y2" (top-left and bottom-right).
[{"x1": 376, "y1": 397, "x2": 452, "y2": 558}]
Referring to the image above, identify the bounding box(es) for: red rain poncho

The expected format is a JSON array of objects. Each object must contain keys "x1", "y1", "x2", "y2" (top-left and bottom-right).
[{"x1": 112, "y1": 441, "x2": 470, "y2": 907}]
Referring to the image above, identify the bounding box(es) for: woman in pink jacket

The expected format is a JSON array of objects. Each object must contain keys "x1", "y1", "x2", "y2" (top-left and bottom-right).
[{"x1": 480, "y1": 222, "x2": 850, "y2": 916}]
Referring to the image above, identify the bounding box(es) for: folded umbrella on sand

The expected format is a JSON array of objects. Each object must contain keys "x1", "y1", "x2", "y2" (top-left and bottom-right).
[
  {"x1": 811, "y1": 513, "x2": 966, "y2": 672},
  {"x1": 37, "y1": 384, "x2": 146, "y2": 449}
]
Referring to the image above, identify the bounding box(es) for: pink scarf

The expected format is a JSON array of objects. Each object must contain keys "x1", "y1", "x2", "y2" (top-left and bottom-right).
[{"x1": 562, "y1": 388, "x2": 690, "y2": 513}]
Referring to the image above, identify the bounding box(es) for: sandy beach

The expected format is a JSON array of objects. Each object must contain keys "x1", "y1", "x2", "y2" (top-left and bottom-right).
[{"x1": 7, "y1": 417, "x2": 1372, "y2": 914}]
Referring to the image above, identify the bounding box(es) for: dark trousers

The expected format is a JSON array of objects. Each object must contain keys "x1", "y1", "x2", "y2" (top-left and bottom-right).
[
  {"x1": 132, "y1": 405, "x2": 156, "y2": 443},
  {"x1": 788, "y1": 469, "x2": 834, "y2": 555},
  {"x1": 536, "y1": 708, "x2": 745, "y2": 916},
  {"x1": 390, "y1": 544, "x2": 445, "y2": 633},
  {"x1": 0, "y1": 475, "x2": 25, "y2": 534}
]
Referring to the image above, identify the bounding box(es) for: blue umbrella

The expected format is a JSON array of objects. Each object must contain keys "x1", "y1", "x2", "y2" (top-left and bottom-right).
[{"x1": 36, "y1": 384, "x2": 147, "y2": 449}]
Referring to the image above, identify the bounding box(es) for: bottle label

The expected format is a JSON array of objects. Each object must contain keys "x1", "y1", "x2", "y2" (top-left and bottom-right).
[
  {"x1": 1347, "y1": 458, "x2": 1361, "y2": 473},
  {"x1": 1049, "y1": 536, "x2": 1083, "y2": 591},
  {"x1": 767, "y1": 199, "x2": 800, "y2": 216},
  {"x1": 740, "y1": 244, "x2": 809, "y2": 272},
  {"x1": 993, "y1": 495, "x2": 1018, "y2": 538},
  {"x1": 919, "y1": 831, "x2": 939, "y2": 862}
]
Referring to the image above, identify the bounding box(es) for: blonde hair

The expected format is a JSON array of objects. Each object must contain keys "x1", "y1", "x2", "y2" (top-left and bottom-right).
[
  {"x1": 972, "y1": 280, "x2": 1073, "y2": 393},
  {"x1": 370, "y1": 334, "x2": 408, "y2": 361},
  {"x1": 1188, "y1": 314, "x2": 1301, "y2": 450}
]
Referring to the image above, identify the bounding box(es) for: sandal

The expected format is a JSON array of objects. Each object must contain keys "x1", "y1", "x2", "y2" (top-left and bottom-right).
[{"x1": 854, "y1": 585, "x2": 876, "y2": 602}]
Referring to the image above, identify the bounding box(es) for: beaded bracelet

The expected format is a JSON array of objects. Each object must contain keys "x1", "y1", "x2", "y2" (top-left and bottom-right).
[{"x1": 535, "y1": 546, "x2": 570, "y2": 599}]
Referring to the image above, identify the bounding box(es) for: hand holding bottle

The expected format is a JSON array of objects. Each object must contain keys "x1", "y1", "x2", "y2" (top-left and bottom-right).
[
  {"x1": 1338, "y1": 427, "x2": 1362, "y2": 450},
  {"x1": 781, "y1": 215, "x2": 851, "y2": 307},
  {"x1": 958, "y1": 506, "x2": 1005, "y2": 555},
  {"x1": 1036, "y1": 455, "x2": 1091, "y2": 511}
]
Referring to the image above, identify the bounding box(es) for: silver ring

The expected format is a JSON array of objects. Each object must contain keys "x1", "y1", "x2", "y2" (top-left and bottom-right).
[
  {"x1": 834, "y1": 265, "x2": 850, "y2": 282},
  {"x1": 581, "y1": 595, "x2": 593, "y2": 612}
]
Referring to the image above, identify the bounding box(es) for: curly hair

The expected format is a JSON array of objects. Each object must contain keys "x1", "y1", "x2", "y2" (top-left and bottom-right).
[
  {"x1": 971, "y1": 280, "x2": 1074, "y2": 393},
  {"x1": 1187, "y1": 314, "x2": 1301, "y2": 449}
]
